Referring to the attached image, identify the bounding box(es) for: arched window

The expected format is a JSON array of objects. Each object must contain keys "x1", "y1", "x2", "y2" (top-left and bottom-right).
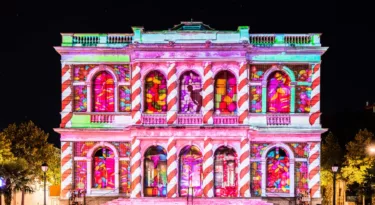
[
  {"x1": 214, "y1": 71, "x2": 237, "y2": 115},
  {"x1": 214, "y1": 146, "x2": 237, "y2": 197},
  {"x1": 92, "y1": 71, "x2": 115, "y2": 112},
  {"x1": 179, "y1": 145, "x2": 202, "y2": 197},
  {"x1": 92, "y1": 147, "x2": 115, "y2": 189},
  {"x1": 144, "y1": 146, "x2": 167, "y2": 197},
  {"x1": 266, "y1": 147, "x2": 290, "y2": 193},
  {"x1": 267, "y1": 71, "x2": 291, "y2": 113},
  {"x1": 179, "y1": 71, "x2": 202, "y2": 114},
  {"x1": 144, "y1": 71, "x2": 167, "y2": 113}
]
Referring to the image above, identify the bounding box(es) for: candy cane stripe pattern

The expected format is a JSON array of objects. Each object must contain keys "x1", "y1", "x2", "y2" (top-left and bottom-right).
[
  {"x1": 130, "y1": 137, "x2": 141, "y2": 198},
  {"x1": 238, "y1": 61, "x2": 249, "y2": 124},
  {"x1": 239, "y1": 136, "x2": 251, "y2": 197},
  {"x1": 309, "y1": 142, "x2": 321, "y2": 198},
  {"x1": 309, "y1": 63, "x2": 321, "y2": 126},
  {"x1": 167, "y1": 63, "x2": 178, "y2": 124},
  {"x1": 167, "y1": 137, "x2": 178, "y2": 198},
  {"x1": 202, "y1": 137, "x2": 214, "y2": 197},
  {"x1": 61, "y1": 142, "x2": 73, "y2": 199},
  {"x1": 131, "y1": 62, "x2": 142, "y2": 124},
  {"x1": 203, "y1": 62, "x2": 214, "y2": 124},
  {"x1": 61, "y1": 64, "x2": 73, "y2": 128}
]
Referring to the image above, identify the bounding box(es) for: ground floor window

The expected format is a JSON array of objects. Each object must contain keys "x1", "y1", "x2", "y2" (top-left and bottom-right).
[
  {"x1": 214, "y1": 146, "x2": 238, "y2": 197},
  {"x1": 179, "y1": 145, "x2": 203, "y2": 197},
  {"x1": 93, "y1": 147, "x2": 115, "y2": 189},
  {"x1": 144, "y1": 145, "x2": 167, "y2": 197},
  {"x1": 266, "y1": 147, "x2": 290, "y2": 193}
]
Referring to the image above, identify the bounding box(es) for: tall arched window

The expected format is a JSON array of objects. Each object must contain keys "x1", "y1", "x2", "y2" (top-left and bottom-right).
[
  {"x1": 179, "y1": 71, "x2": 202, "y2": 114},
  {"x1": 92, "y1": 147, "x2": 115, "y2": 189},
  {"x1": 214, "y1": 146, "x2": 237, "y2": 197},
  {"x1": 266, "y1": 147, "x2": 290, "y2": 193},
  {"x1": 179, "y1": 145, "x2": 202, "y2": 197},
  {"x1": 144, "y1": 71, "x2": 167, "y2": 113},
  {"x1": 267, "y1": 71, "x2": 291, "y2": 113},
  {"x1": 144, "y1": 146, "x2": 167, "y2": 197},
  {"x1": 214, "y1": 71, "x2": 237, "y2": 115},
  {"x1": 92, "y1": 71, "x2": 115, "y2": 112}
]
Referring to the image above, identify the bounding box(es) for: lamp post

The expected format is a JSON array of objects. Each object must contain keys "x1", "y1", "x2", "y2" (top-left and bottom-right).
[
  {"x1": 41, "y1": 162, "x2": 48, "y2": 205},
  {"x1": 332, "y1": 164, "x2": 339, "y2": 205}
]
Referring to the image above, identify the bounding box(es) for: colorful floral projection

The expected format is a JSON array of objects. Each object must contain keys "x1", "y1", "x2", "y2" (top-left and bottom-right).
[
  {"x1": 74, "y1": 142, "x2": 95, "y2": 157},
  {"x1": 179, "y1": 71, "x2": 202, "y2": 114},
  {"x1": 296, "y1": 86, "x2": 311, "y2": 113},
  {"x1": 250, "y1": 86, "x2": 262, "y2": 113},
  {"x1": 214, "y1": 147, "x2": 237, "y2": 197},
  {"x1": 74, "y1": 161, "x2": 87, "y2": 190},
  {"x1": 74, "y1": 65, "x2": 96, "y2": 81},
  {"x1": 179, "y1": 146, "x2": 203, "y2": 197},
  {"x1": 251, "y1": 143, "x2": 269, "y2": 158},
  {"x1": 144, "y1": 146, "x2": 167, "y2": 197},
  {"x1": 74, "y1": 86, "x2": 87, "y2": 112},
  {"x1": 251, "y1": 162, "x2": 262, "y2": 196},
  {"x1": 295, "y1": 162, "x2": 308, "y2": 195},
  {"x1": 266, "y1": 148, "x2": 290, "y2": 193},
  {"x1": 297, "y1": 69, "x2": 312, "y2": 82},
  {"x1": 119, "y1": 86, "x2": 131, "y2": 112},
  {"x1": 215, "y1": 71, "x2": 237, "y2": 114},
  {"x1": 93, "y1": 71, "x2": 115, "y2": 112},
  {"x1": 93, "y1": 147, "x2": 115, "y2": 189},
  {"x1": 250, "y1": 65, "x2": 267, "y2": 81},
  {"x1": 289, "y1": 143, "x2": 309, "y2": 158},
  {"x1": 120, "y1": 161, "x2": 131, "y2": 194},
  {"x1": 113, "y1": 65, "x2": 130, "y2": 82},
  {"x1": 144, "y1": 71, "x2": 167, "y2": 113},
  {"x1": 267, "y1": 71, "x2": 291, "y2": 113}
]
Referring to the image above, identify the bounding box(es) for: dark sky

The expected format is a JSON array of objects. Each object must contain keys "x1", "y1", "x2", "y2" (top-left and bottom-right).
[{"x1": 0, "y1": 0, "x2": 373, "y2": 148}]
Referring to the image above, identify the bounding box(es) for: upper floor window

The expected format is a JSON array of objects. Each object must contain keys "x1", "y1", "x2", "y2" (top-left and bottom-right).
[
  {"x1": 92, "y1": 71, "x2": 115, "y2": 112},
  {"x1": 144, "y1": 71, "x2": 167, "y2": 113},
  {"x1": 267, "y1": 71, "x2": 291, "y2": 113},
  {"x1": 179, "y1": 71, "x2": 202, "y2": 114},
  {"x1": 214, "y1": 71, "x2": 237, "y2": 115}
]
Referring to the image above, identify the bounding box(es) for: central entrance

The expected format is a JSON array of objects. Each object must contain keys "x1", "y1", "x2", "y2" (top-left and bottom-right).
[{"x1": 179, "y1": 145, "x2": 203, "y2": 197}]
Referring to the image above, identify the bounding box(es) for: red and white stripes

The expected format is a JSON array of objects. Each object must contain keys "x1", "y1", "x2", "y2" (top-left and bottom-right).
[
  {"x1": 131, "y1": 63, "x2": 142, "y2": 124},
  {"x1": 202, "y1": 62, "x2": 214, "y2": 124},
  {"x1": 61, "y1": 64, "x2": 73, "y2": 128},
  {"x1": 309, "y1": 64, "x2": 321, "y2": 126},
  {"x1": 239, "y1": 136, "x2": 251, "y2": 197},
  {"x1": 167, "y1": 63, "x2": 178, "y2": 124},
  {"x1": 130, "y1": 137, "x2": 141, "y2": 198},
  {"x1": 308, "y1": 142, "x2": 321, "y2": 198},
  {"x1": 238, "y1": 62, "x2": 249, "y2": 124},
  {"x1": 61, "y1": 142, "x2": 73, "y2": 199},
  {"x1": 202, "y1": 137, "x2": 214, "y2": 197},
  {"x1": 167, "y1": 137, "x2": 178, "y2": 198}
]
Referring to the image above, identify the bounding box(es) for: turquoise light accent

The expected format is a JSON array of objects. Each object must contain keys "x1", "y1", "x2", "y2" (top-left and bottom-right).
[
  {"x1": 290, "y1": 86, "x2": 296, "y2": 113},
  {"x1": 262, "y1": 87, "x2": 267, "y2": 113},
  {"x1": 252, "y1": 53, "x2": 320, "y2": 62}
]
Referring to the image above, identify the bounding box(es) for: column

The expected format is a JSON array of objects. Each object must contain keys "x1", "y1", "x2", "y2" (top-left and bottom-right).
[
  {"x1": 61, "y1": 142, "x2": 73, "y2": 199},
  {"x1": 202, "y1": 62, "x2": 214, "y2": 124},
  {"x1": 239, "y1": 136, "x2": 251, "y2": 197},
  {"x1": 130, "y1": 136, "x2": 142, "y2": 198},
  {"x1": 202, "y1": 136, "x2": 214, "y2": 197},
  {"x1": 61, "y1": 64, "x2": 73, "y2": 128},
  {"x1": 309, "y1": 63, "x2": 321, "y2": 126},
  {"x1": 167, "y1": 137, "x2": 178, "y2": 197},
  {"x1": 308, "y1": 142, "x2": 321, "y2": 198},
  {"x1": 167, "y1": 62, "x2": 178, "y2": 124},
  {"x1": 238, "y1": 61, "x2": 249, "y2": 124},
  {"x1": 131, "y1": 62, "x2": 142, "y2": 124}
]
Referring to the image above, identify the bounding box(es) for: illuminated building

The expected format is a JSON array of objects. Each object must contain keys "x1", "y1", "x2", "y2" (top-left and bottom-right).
[{"x1": 54, "y1": 21, "x2": 327, "y2": 205}]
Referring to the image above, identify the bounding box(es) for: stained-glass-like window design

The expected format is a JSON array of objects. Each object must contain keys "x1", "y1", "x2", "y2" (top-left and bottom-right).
[
  {"x1": 250, "y1": 65, "x2": 268, "y2": 81},
  {"x1": 93, "y1": 71, "x2": 115, "y2": 112},
  {"x1": 144, "y1": 71, "x2": 167, "y2": 113},
  {"x1": 214, "y1": 71, "x2": 237, "y2": 115},
  {"x1": 267, "y1": 71, "x2": 291, "y2": 113},
  {"x1": 74, "y1": 142, "x2": 95, "y2": 157},
  {"x1": 296, "y1": 86, "x2": 311, "y2": 113},
  {"x1": 144, "y1": 146, "x2": 167, "y2": 197},
  {"x1": 250, "y1": 143, "x2": 269, "y2": 158},
  {"x1": 119, "y1": 86, "x2": 131, "y2": 112},
  {"x1": 93, "y1": 147, "x2": 115, "y2": 189},
  {"x1": 179, "y1": 71, "x2": 202, "y2": 114},
  {"x1": 74, "y1": 86, "x2": 87, "y2": 112},
  {"x1": 266, "y1": 147, "x2": 290, "y2": 193},
  {"x1": 118, "y1": 142, "x2": 131, "y2": 157},
  {"x1": 289, "y1": 143, "x2": 309, "y2": 158},
  {"x1": 179, "y1": 145, "x2": 202, "y2": 197},
  {"x1": 251, "y1": 162, "x2": 262, "y2": 196},
  {"x1": 74, "y1": 161, "x2": 87, "y2": 190},
  {"x1": 295, "y1": 161, "x2": 308, "y2": 195},
  {"x1": 113, "y1": 65, "x2": 130, "y2": 82},
  {"x1": 214, "y1": 147, "x2": 237, "y2": 197},
  {"x1": 120, "y1": 161, "x2": 131, "y2": 195},
  {"x1": 74, "y1": 65, "x2": 96, "y2": 81},
  {"x1": 250, "y1": 86, "x2": 262, "y2": 113},
  {"x1": 297, "y1": 69, "x2": 312, "y2": 82}
]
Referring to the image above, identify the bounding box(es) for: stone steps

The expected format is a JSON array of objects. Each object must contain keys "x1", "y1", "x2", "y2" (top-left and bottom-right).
[{"x1": 103, "y1": 198, "x2": 274, "y2": 205}]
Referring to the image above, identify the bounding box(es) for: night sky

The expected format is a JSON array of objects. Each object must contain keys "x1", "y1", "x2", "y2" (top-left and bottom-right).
[{"x1": 0, "y1": 0, "x2": 373, "y2": 148}]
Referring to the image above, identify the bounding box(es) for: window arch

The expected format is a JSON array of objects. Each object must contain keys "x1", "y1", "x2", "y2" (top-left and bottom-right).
[
  {"x1": 179, "y1": 71, "x2": 202, "y2": 114},
  {"x1": 144, "y1": 145, "x2": 167, "y2": 197},
  {"x1": 214, "y1": 146, "x2": 238, "y2": 197},
  {"x1": 92, "y1": 147, "x2": 115, "y2": 189},
  {"x1": 266, "y1": 147, "x2": 290, "y2": 193},
  {"x1": 267, "y1": 71, "x2": 291, "y2": 113},
  {"x1": 214, "y1": 71, "x2": 237, "y2": 115},
  {"x1": 179, "y1": 145, "x2": 203, "y2": 197},
  {"x1": 92, "y1": 71, "x2": 115, "y2": 112},
  {"x1": 144, "y1": 71, "x2": 167, "y2": 113}
]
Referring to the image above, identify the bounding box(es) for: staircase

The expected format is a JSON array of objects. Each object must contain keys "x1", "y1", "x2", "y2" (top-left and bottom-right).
[{"x1": 103, "y1": 198, "x2": 273, "y2": 205}]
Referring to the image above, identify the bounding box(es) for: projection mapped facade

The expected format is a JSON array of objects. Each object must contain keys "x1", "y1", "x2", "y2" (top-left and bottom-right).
[{"x1": 55, "y1": 22, "x2": 327, "y2": 205}]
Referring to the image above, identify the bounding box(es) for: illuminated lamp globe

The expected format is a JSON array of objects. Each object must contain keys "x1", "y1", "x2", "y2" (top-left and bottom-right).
[
  {"x1": 331, "y1": 164, "x2": 339, "y2": 173},
  {"x1": 41, "y1": 162, "x2": 48, "y2": 172}
]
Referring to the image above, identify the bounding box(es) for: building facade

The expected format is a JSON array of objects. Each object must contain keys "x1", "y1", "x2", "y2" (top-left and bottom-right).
[{"x1": 54, "y1": 22, "x2": 327, "y2": 205}]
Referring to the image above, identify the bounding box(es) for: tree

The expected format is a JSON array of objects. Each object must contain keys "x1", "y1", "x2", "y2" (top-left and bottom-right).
[
  {"x1": 0, "y1": 133, "x2": 13, "y2": 163},
  {"x1": 46, "y1": 147, "x2": 61, "y2": 185}
]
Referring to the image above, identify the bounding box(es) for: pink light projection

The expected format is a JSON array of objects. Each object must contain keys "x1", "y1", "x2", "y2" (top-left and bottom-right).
[
  {"x1": 214, "y1": 71, "x2": 237, "y2": 115},
  {"x1": 214, "y1": 147, "x2": 238, "y2": 197},
  {"x1": 266, "y1": 147, "x2": 290, "y2": 193},
  {"x1": 144, "y1": 146, "x2": 167, "y2": 197},
  {"x1": 144, "y1": 71, "x2": 167, "y2": 113},
  {"x1": 179, "y1": 145, "x2": 203, "y2": 197},
  {"x1": 93, "y1": 71, "x2": 115, "y2": 112},
  {"x1": 179, "y1": 71, "x2": 202, "y2": 114},
  {"x1": 267, "y1": 71, "x2": 291, "y2": 113},
  {"x1": 93, "y1": 147, "x2": 115, "y2": 189}
]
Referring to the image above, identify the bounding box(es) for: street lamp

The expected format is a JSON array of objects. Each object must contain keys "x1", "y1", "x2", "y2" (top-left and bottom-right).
[
  {"x1": 332, "y1": 164, "x2": 339, "y2": 205},
  {"x1": 41, "y1": 162, "x2": 48, "y2": 205}
]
